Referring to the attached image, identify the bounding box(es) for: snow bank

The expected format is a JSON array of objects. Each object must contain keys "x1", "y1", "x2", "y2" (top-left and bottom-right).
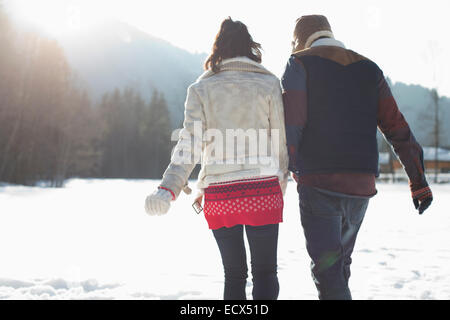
[{"x1": 0, "y1": 179, "x2": 449, "y2": 300}]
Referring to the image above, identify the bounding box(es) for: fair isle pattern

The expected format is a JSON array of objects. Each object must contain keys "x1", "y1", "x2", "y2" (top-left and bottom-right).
[
  {"x1": 204, "y1": 176, "x2": 283, "y2": 230},
  {"x1": 208, "y1": 175, "x2": 279, "y2": 186}
]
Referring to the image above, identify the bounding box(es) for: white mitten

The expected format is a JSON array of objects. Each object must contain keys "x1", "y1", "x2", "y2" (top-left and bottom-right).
[{"x1": 144, "y1": 188, "x2": 173, "y2": 216}]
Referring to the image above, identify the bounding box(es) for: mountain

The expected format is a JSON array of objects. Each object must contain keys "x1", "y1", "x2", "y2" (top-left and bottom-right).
[
  {"x1": 57, "y1": 20, "x2": 449, "y2": 147},
  {"x1": 58, "y1": 20, "x2": 207, "y2": 126},
  {"x1": 389, "y1": 82, "x2": 450, "y2": 148}
]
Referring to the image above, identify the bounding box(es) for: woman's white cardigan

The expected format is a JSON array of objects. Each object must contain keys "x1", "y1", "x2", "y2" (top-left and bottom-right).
[{"x1": 160, "y1": 56, "x2": 289, "y2": 199}]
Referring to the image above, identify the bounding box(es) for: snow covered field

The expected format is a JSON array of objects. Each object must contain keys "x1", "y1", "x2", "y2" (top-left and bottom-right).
[{"x1": 0, "y1": 179, "x2": 449, "y2": 300}]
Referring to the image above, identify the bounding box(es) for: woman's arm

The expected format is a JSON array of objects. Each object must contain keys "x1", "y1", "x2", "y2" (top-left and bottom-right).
[{"x1": 159, "y1": 84, "x2": 206, "y2": 199}]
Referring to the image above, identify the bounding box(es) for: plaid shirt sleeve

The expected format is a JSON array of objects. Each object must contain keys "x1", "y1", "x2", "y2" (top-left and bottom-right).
[{"x1": 281, "y1": 56, "x2": 308, "y2": 174}]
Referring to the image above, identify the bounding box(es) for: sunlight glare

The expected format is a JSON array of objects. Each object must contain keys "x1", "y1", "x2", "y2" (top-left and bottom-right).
[{"x1": 10, "y1": 0, "x2": 116, "y2": 36}]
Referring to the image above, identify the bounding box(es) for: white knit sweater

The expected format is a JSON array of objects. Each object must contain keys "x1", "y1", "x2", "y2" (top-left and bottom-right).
[{"x1": 160, "y1": 56, "x2": 289, "y2": 198}]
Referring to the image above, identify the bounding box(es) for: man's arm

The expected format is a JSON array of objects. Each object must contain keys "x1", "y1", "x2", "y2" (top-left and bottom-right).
[
  {"x1": 376, "y1": 72, "x2": 432, "y2": 214},
  {"x1": 281, "y1": 56, "x2": 308, "y2": 176}
]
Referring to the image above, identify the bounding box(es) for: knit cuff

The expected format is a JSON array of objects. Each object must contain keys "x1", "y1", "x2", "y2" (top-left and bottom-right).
[
  {"x1": 158, "y1": 186, "x2": 176, "y2": 201},
  {"x1": 412, "y1": 186, "x2": 432, "y2": 201}
]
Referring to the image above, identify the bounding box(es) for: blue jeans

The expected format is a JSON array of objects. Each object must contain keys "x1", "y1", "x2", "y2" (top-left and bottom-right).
[
  {"x1": 212, "y1": 224, "x2": 279, "y2": 300},
  {"x1": 298, "y1": 184, "x2": 369, "y2": 300}
]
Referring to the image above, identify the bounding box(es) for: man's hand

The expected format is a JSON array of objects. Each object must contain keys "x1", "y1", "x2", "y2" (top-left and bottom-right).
[
  {"x1": 412, "y1": 186, "x2": 433, "y2": 215},
  {"x1": 145, "y1": 188, "x2": 173, "y2": 216}
]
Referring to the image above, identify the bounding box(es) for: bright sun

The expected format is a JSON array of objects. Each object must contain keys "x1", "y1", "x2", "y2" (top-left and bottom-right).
[{"x1": 9, "y1": 0, "x2": 113, "y2": 36}]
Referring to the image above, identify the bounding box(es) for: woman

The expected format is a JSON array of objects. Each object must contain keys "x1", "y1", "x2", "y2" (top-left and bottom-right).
[{"x1": 144, "y1": 17, "x2": 288, "y2": 300}]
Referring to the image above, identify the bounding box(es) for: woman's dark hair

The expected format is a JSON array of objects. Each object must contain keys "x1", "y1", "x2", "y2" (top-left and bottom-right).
[{"x1": 204, "y1": 17, "x2": 262, "y2": 73}]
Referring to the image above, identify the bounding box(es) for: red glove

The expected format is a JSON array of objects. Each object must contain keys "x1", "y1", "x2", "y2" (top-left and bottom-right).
[{"x1": 411, "y1": 186, "x2": 433, "y2": 215}]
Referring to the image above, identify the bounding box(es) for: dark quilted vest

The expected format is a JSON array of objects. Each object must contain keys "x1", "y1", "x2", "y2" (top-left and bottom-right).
[{"x1": 294, "y1": 48, "x2": 380, "y2": 176}]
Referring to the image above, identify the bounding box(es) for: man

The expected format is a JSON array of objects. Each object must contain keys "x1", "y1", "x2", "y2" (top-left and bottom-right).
[{"x1": 281, "y1": 15, "x2": 433, "y2": 300}]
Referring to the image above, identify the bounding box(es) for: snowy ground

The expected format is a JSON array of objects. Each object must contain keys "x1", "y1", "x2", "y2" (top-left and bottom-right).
[{"x1": 0, "y1": 179, "x2": 449, "y2": 300}]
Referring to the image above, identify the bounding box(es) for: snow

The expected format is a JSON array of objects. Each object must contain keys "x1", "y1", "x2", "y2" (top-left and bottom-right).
[{"x1": 0, "y1": 179, "x2": 449, "y2": 300}]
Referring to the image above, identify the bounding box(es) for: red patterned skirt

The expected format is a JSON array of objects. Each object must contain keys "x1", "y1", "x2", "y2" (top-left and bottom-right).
[{"x1": 203, "y1": 176, "x2": 284, "y2": 230}]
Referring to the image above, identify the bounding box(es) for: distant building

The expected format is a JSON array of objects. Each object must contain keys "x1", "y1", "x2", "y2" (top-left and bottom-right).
[{"x1": 379, "y1": 147, "x2": 450, "y2": 173}]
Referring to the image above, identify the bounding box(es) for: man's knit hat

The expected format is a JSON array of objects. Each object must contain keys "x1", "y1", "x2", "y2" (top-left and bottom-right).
[{"x1": 293, "y1": 15, "x2": 334, "y2": 51}]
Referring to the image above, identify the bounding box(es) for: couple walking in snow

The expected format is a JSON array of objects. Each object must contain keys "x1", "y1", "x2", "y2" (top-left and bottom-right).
[{"x1": 144, "y1": 15, "x2": 433, "y2": 300}]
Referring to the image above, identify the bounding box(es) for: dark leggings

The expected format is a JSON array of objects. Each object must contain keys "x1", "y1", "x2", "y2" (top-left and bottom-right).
[{"x1": 212, "y1": 224, "x2": 279, "y2": 300}]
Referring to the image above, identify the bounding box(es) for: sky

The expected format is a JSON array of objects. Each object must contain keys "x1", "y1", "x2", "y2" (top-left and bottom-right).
[{"x1": 5, "y1": 0, "x2": 450, "y2": 96}]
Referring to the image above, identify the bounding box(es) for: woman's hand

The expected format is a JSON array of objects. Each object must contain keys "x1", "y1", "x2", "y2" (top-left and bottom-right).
[
  {"x1": 144, "y1": 189, "x2": 173, "y2": 216},
  {"x1": 192, "y1": 193, "x2": 204, "y2": 214},
  {"x1": 195, "y1": 194, "x2": 203, "y2": 205}
]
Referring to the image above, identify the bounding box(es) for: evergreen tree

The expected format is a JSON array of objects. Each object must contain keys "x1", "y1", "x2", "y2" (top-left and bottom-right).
[
  {"x1": 97, "y1": 88, "x2": 172, "y2": 179},
  {"x1": 144, "y1": 90, "x2": 172, "y2": 178},
  {"x1": 0, "y1": 5, "x2": 100, "y2": 186},
  {"x1": 0, "y1": 5, "x2": 174, "y2": 185}
]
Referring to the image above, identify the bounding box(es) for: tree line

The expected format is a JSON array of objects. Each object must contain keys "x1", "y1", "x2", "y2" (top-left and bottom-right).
[
  {"x1": 1, "y1": 2, "x2": 445, "y2": 187},
  {"x1": 0, "y1": 3, "x2": 172, "y2": 187}
]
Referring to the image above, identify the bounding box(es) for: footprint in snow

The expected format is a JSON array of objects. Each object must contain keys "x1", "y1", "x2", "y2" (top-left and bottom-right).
[{"x1": 412, "y1": 270, "x2": 421, "y2": 278}]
